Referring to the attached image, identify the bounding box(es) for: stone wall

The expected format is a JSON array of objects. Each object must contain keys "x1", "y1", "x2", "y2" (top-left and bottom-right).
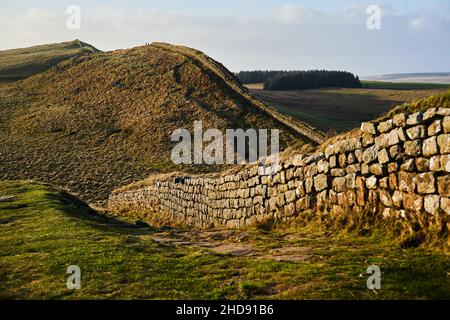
[{"x1": 108, "y1": 108, "x2": 450, "y2": 231}]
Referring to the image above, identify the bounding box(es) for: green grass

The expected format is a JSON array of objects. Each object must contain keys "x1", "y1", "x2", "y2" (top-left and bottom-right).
[
  {"x1": 0, "y1": 181, "x2": 449, "y2": 299},
  {"x1": 362, "y1": 81, "x2": 450, "y2": 90},
  {"x1": 0, "y1": 40, "x2": 98, "y2": 81}
]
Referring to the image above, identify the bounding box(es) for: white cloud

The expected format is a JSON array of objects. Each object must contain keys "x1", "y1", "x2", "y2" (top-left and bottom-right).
[
  {"x1": 409, "y1": 17, "x2": 425, "y2": 29},
  {"x1": 0, "y1": 4, "x2": 449, "y2": 75}
]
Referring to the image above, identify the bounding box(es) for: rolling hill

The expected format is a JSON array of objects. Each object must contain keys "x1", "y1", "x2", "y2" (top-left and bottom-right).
[
  {"x1": 0, "y1": 41, "x2": 319, "y2": 204},
  {"x1": 0, "y1": 40, "x2": 99, "y2": 81}
]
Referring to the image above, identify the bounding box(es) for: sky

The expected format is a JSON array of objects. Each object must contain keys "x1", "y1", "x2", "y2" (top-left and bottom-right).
[{"x1": 1, "y1": 0, "x2": 449, "y2": 76}]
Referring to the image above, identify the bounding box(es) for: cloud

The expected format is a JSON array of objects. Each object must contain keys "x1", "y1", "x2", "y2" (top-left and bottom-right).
[
  {"x1": 0, "y1": 4, "x2": 449, "y2": 75},
  {"x1": 409, "y1": 17, "x2": 425, "y2": 29}
]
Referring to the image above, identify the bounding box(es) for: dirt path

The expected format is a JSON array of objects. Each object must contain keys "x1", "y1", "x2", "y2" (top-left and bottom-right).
[{"x1": 144, "y1": 228, "x2": 315, "y2": 262}]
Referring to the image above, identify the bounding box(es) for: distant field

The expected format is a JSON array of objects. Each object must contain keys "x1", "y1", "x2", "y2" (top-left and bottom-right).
[
  {"x1": 362, "y1": 81, "x2": 450, "y2": 90},
  {"x1": 249, "y1": 86, "x2": 449, "y2": 134}
]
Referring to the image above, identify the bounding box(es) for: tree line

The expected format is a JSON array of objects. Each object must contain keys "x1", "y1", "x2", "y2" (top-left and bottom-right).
[{"x1": 235, "y1": 70, "x2": 362, "y2": 90}]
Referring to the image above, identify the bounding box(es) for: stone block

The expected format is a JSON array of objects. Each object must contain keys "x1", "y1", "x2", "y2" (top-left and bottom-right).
[
  {"x1": 366, "y1": 176, "x2": 378, "y2": 189},
  {"x1": 406, "y1": 125, "x2": 426, "y2": 140},
  {"x1": 415, "y1": 172, "x2": 435, "y2": 194},
  {"x1": 415, "y1": 158, "x2": 429, "y2": 172},
  {"x1": 398, "y1": 171, "x2": 416, "y2": 193},
  {"x1": 437, "y1": 175, "x2": 450, "y2": 197},
  {"x1": 437, "y1": 134, "x2": 450, "y2": 154},
  {"x1": 424, "y1": 195, "x2": 440, "y2": 215},
  {"x1": 378, "y1": 148, "x2": 390, "y2": 164},
  {"x1": 404, "y1": 140, "x2": 422, "y2": 156},
  {"x1": 406, "y1": 112, "x2": 423, "y2": 126},
  {"x1": 423, "y1": 136, "x2": 438, "y2": 157},
  {"x1": 393, "y1": 113, "x2": 407, "y2": 127},
  {"x1": 314, "y1": 174, "x2": 328, "y2": 192},
  {"x1": 361, "y1": 122, "x2": 377, "y2": 134}
]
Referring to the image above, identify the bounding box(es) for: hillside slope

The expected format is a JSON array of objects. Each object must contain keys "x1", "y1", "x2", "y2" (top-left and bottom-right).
[
  {"x1": 0, "y1": 42, "x2": 313, "y2": 203},
  {"x1": 0, "y1": 40, "x2": 99, "y2": 81}
]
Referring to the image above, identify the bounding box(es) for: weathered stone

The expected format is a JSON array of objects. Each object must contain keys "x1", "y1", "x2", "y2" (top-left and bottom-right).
[
  {"x1": 332, "y1": 177, "x2": 347, "y2": 192},
  {"x1": 331, "y1": 168, "x2": 346, "y2": 177},
  {"x1": 378, "y1": 148, "x2": 390, "y2": 164},
  {"x1": 379, "y1": 177, "x2": 389, "y2": 189},
  {"x1": 424, "y1": 195, "x2": 440, "y2": 215},
  {"x1": 370, "y1": 163, "x2": 385, "y2": 176},
  {"x1": 317, "y1": 159, "x2": 329, "y2": 173},
  {"x1": 393, "y1": 113, "x2": 407, "y2": 127},
  {"x1": 362, "y1": 145, "x2": 378, "y2": 163},
  {"x1": 429, "y1": 155, "x2": 442, "y2": 172},
  {"x1": 389, "y1": 173, "x2": 398, "y2": 190},
  {"x1": 406, "y1": 125, "x2": 426, "y2": 140},
  {"x1": 362, "y1": 133, "x2": 374, "y2": 146},
  {"x1": 389, "y1": 145, "x2": 402, "y2": 160},
  {"x1": 400, "y1": 158, "x2": 415, "y2": 171},
  {"x1": 378, "y1": 120, "x2": 394, "y2": 133},
  {"x1": 314, "y1": 174, "x2": 328, "y2": 192},
  {"x1": 423, "y1": 108, "x2": 436, "y2": 121},
  {"x1": 366, "y1": 176, "x2": 378, "y2": 189},
  {"x1": 441, "y1": 197, "x2": 450, "y2": 214},
  {"x1": 361, "y1": 163, "x2": 370, "y2": 175},
  {"x1": 398, "y1": 171, "x2": 416, "y2": 193},
  {"x1": 338, "y1": 138, "x2": 362, "y2": 153},
  {"x1": 346, "y1": 164, "x2": 361, "y2": 174},
  {"x1": 392, "y1": 191, "x2": 403, "y2": 208},
  {"x1": 338, "y1": 153, "x2": 347, "y2": 167},
  {"x1": 387, "y1": 162, "x2": 399, "y2": 173},
  {"x1": 387, "y1": 129, "x2": 401, "y2": 146},
  {"x1": 415, "y1": 158, "x2": 429, "y2": 172},
  {"x1": 375, "y1": 134, "x2": 389, "y2": 148},
  {"x1": 406, "y1": 112, "x2": 423, "y2": 126},
  {"x1": 437, "y1": 108, "x2": 450, "y2": 116},
  {"x1": 396, "y1": 127, "x2": 407, "y2": 142},
  {"x1": 416, "y1": 172, "x2": 436, "y2": 194},
  {"x1": 423, "y1": 136, "x2": 438, "y2": 156},
  {"x1": 437, "y1": 134, "x2": 450, "y2": 154},
  {"x1": 347, "y1": 152, "x2": 356, "y2": 164},
  {"x1": 437, "y1": 176, "x2": 450, "y2": 197},
  {"x1": 345, "y1": 173, "x2": 357, "y2": 189},
  {"x1": 443, "y1": 155, "x2": 450, "y2": 172},
  {"x1": 361, "y1": 122, "x2": 377, "y2": 134},
  {"x1": 443, "y1": 116, "x2": 450, "y2": 134},
  {"x1": 285, "y1": 190, "x2": 296, "y2": 203},
  {"x1": 404, "y1": 140, "x2": 422, "y2": 156},
  {"x1": 379, "y1": 189, "x2": 392, "y2": 206},
  {"x1": 329, "y1": 156, "x2": 337, "y2": 168},
  {"x1": 403, "y1": 193, "x2": 423, "y2": 211},
  {"x1": 428, "y1": 120, "x2": 442, "y2": 136}
]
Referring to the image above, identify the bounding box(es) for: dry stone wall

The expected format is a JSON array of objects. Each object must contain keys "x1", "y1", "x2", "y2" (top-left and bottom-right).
[{"x1": 108, "y1": 108, "x2": 450, "y2": 230}]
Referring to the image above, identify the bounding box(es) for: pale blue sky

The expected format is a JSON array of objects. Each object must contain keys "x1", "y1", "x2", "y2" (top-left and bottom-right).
[{"x1": 1, "y1": 0, "x2": 449, "y2": 76}]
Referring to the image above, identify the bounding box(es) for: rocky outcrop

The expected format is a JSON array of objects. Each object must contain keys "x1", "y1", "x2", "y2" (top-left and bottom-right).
[{"x1": 108, "y1": 107, "x2": 450, "y2": 233}]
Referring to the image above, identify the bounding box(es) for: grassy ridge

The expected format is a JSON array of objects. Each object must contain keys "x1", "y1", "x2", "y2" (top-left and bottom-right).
[
  {"x1": 0, "y1": 181, "x2": 449, "y2": 299},
  {"x1": 0, "y1": 40, "x2": 99, "y2": 81}
]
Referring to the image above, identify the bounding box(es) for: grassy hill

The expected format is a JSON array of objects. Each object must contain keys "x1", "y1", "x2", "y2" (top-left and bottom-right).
[
  {"x1": 1, "y1": 180, "x2": 449, "y2": 299},
  {"x1": 0, "y1": 40, "x2": 99, "y2": 81},
  {"x1": 0, "y1": 42, "x2": 316, "y2": 204}
]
